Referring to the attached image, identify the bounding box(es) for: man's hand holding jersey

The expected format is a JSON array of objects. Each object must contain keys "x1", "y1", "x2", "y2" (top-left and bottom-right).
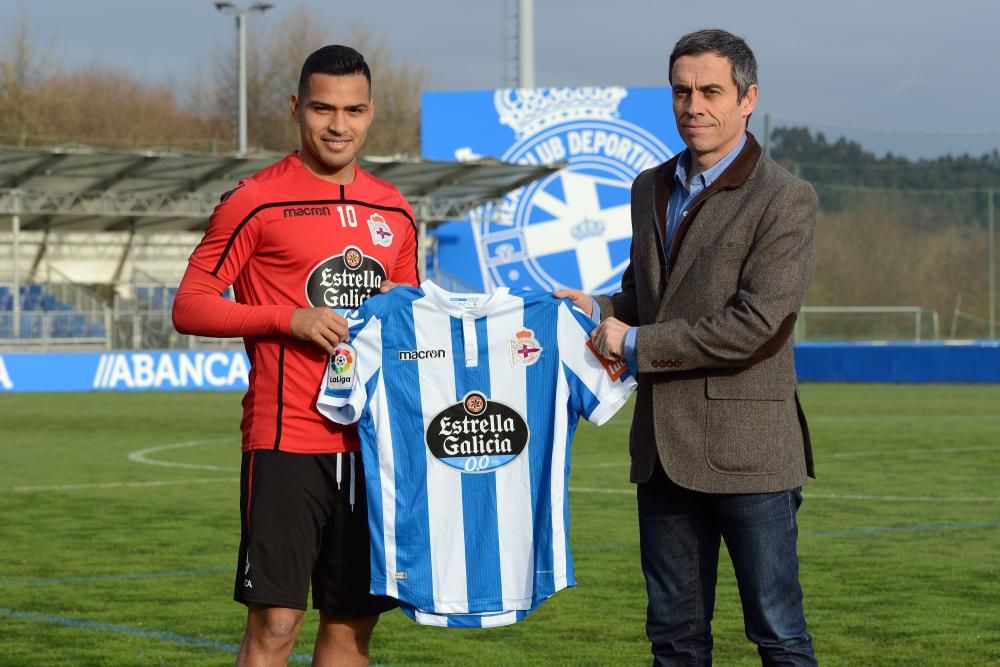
[
  {"x1": 554, "y1": 288, "x2": 626, "y2": 360},
  {"x1": 292, "y1": 280, "x2": 406, "y2": 353},
  {"x1": 291, "y1": 307, "x2": 351, "y2": 354}
]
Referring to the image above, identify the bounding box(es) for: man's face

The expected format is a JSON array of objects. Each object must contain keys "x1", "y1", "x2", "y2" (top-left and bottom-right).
[
  {"x1": 671, "y1": 52, "x2": 757, "y2": 169},
  {"x1": 290, "y1": 73, "x2": 374, "y2": 183}
]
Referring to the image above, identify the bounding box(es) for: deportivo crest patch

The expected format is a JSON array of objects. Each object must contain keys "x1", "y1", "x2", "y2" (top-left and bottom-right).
[
  {"x1": 367, "y1": 213, "x2": 393, "y2": 247},
  {"x1": 510, "y1": 328, "x2": 542, "y2": 366}
]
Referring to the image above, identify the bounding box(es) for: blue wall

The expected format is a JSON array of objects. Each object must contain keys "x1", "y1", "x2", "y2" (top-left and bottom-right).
[
  {"x1": 794, "y1": 342, "x2": 1000, "y2": 383},
  {"x1": 0, "y1": 351, "x2": 249, "y2": 392},
  {"x1": 1, "y1": 343, "x2": 998, "y2": 392}
]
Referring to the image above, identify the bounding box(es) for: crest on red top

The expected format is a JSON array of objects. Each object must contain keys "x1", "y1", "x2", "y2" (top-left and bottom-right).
[{"x1": 367, "y1": 213, "x2": 394, "y2": 247}]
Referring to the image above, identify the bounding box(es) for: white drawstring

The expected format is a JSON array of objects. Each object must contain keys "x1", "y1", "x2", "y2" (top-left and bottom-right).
[
  {"x1": 336, "y1": 452, "x2": 343, "y2": 490},
  {"x1": 349, "y1": 452, "x2": 357, "y2": 511}
]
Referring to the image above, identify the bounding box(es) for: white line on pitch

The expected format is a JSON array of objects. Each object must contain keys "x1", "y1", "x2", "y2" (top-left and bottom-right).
[
  {"x1": 568, "y1": 487, "x2": 998, "y2": 503},
  {"x1": 128, "y1": 438, "x2": 238, "y2": 472},
  {"x1": 575, "y1": 445, "x2": 998, "y2": 467},
  {"x1": 805, "y1": 493, "x2": 998, "y2": 503},
  {"x1": 827, "y1": 446, "x2": 998, "y2": 459},
  {"x1": 3, "y1": 478, "x2": 238, "y2": 493},
  {"x1": 809, "y1": 415, "x2": 1000, "y2": 423}
]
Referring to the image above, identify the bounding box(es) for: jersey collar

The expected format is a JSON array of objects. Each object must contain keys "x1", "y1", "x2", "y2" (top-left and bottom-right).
[{"x1": 419, "y1": 280, "x2": 511, "y2": 318}]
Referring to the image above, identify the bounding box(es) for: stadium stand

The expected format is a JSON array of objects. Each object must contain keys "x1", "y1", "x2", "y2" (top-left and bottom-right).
[
  {"x1": 0, "y1": 283, "x2": 107, "y2": 341},
  {"x1": 0, "y1": 146, "x2": 558, "y2": 351}
]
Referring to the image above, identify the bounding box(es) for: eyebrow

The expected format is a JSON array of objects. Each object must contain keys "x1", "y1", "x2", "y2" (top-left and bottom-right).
[{"x1": 310, "y1": 101, "x2": 370, "y2": 111}]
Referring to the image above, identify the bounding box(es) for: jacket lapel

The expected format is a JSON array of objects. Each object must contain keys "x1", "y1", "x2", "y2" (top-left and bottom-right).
[
  {"x1": 659, "y1": 134, "x2": 762, "y2": 308},
  {"x1": 647, "y1": 160, "x2": 675, "y2": 301}
]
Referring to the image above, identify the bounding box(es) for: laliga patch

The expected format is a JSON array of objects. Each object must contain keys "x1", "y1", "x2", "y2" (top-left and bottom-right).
[
  {"x1": 510, "y1": 328, "x2": 543, "y2": 366},
  {"x1": 367, "y1": 213, "x2": 393, "y2": 247},
  {"x1": 326, "y1": 343, "x2": 356, "y2": 390},
  {"x1": 586, "y1": 340, "x2": 627, "y2": 381}
]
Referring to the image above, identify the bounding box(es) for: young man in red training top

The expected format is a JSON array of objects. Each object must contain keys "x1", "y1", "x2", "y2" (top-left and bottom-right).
[{"x1": 173, "y1": 45, "x2": 418, "y2": 666}]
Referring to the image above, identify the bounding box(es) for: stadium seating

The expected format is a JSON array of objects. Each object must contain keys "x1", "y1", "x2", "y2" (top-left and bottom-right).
[
  {"x1": 0, "y1": 284, "x2": 106, "y2": 339},
  {"x1": 134, "y1": 284, "x2": 232, "y2": 312}
]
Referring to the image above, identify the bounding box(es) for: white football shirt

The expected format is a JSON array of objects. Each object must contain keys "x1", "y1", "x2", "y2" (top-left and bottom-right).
[{"x1": 317, "y1": 280, "x2": 636, "y2": 627}]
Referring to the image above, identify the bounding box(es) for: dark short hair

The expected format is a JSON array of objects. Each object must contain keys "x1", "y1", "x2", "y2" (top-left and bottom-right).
[
  {"x1": 668, "y1": 29, "x2": 757, "y2": 100},
  {"x1": 298, "y1": 45, "x2": 371, "y2": 99}
]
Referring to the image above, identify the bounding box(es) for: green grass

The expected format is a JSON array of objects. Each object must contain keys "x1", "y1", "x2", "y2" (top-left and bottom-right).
[{"x1": 0, "y1": 385, "x2": 998, "y2": 666}]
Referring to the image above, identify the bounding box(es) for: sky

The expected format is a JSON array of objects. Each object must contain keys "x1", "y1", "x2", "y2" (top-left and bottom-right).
[{"x1": 2, "y1": 0, "x2": 998, "y2": 158}]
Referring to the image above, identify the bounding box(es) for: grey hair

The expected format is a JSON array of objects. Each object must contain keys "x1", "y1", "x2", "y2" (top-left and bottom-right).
[{"x1": 668, "y1": 29, "x2": 758, "y2": 101}]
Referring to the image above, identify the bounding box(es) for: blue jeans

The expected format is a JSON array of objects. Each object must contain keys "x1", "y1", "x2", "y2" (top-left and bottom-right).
[{"x1": 637, "y1": 464, "x2": 817, "y2": 666}]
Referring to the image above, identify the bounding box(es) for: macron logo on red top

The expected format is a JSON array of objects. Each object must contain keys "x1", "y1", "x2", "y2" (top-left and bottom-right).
[{"x1": 283, "y1": 206, "x2": 331, "y2": 218}]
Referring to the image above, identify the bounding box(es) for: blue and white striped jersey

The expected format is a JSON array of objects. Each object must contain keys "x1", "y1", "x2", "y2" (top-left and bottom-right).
[{"x1": 317, "y1": 281, "x2": 636, "y2": 627}]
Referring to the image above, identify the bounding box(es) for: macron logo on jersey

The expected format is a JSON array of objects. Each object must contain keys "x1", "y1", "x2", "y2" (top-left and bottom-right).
[
  {"x1": 283, "y1": 206, "x2": 330, "y2": 218},
  {"x1": 398, "y1": 349, "x2": 446, "y2": 361}
]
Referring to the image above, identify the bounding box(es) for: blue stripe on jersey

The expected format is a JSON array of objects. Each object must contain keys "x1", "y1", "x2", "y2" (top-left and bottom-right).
[
  {"x1": 382, "y1": 304, "x2": 434, "y2": 605},
  {"x1": 357, "y1": 369, "x2": 386, "y2": 593},
  {"x1": 557, "y1": 360, "x2": 591, "y2": 585},
  {"x1": 562, "y1": 362, "x2": 601, "y2": 422},
  {"x1": 449, "y1": 316, "x2": 503, "y2": 612},
  {"x1": 522, "y1": 298, "x2": 558, "y2": 601}
]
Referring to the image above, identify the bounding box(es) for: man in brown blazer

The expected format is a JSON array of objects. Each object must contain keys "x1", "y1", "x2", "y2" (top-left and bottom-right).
[{"x1": 557, "y1": 29, "x2": 818, "y2": 666}]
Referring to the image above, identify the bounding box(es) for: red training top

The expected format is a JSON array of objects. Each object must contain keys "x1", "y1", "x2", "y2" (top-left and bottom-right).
[{"x1": 173, "y1": 152, "x2": 419, "y2": 453}]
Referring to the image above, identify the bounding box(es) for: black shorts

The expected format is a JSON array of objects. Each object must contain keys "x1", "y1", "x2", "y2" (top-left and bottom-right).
[{"x1": 234, "y1": 449, "x2": 397, "y2": 617}]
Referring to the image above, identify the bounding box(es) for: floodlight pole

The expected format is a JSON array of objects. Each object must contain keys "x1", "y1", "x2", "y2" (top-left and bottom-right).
[
  {"x1": 11, "y1": 190, "x2": 21, "y2": 338},
  {"x1": 519, "y1": 0, "x2": 534, "y2": 88},
  {"x1": 989, "y1": 188, "x2": 995, "y2": 339},
  {"x1": 236, "y1": 12, "x2": 248, "y2": 155},
  {"x1": 216, "y1": 2, "x2": 274, "y2": 156}
]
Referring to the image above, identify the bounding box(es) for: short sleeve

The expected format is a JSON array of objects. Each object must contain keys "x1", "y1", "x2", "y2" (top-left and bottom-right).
[
  {"x1": 316, "y1": 314, "x2": 382, "y2": 425},
  {"x1": 187, "y1": 179, "x2": 263, "y2": 285},
  {"x1": 557, "y1": 301, "x2": 637, "y2": 425}
]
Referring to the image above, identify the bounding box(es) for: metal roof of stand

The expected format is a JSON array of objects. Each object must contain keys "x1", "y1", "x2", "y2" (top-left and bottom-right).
[
  {"x1": 0, "y1": 145, "x2": 562, "y2": 336},
  {"x1": 0, "y1": 146, "x2": 560, "y2": 231}
]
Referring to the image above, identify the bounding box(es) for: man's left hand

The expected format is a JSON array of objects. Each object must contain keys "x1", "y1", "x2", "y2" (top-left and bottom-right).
[
  {"x1": 379, "y1": 280, "x2": 399, "y2": 293},
  {"x1": 592, "y1": 317, "x2": 629, "y2": 359}
]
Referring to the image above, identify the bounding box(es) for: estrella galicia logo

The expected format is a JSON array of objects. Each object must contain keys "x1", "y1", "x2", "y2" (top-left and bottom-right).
[
  {"x1": 425, "y1": 391, "x2": 529, "y2": 474},
  {"x1": 306, "y1": 245, "x2": 387, "y2": 309},
  {"x1": 472, "y1": 88, "x2": 673, "y2": 294}
]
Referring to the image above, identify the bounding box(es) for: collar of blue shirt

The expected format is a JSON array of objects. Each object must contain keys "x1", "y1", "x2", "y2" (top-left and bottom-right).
[{"x1": 674, "y1": 132, "x2": 749, "y2": 194}]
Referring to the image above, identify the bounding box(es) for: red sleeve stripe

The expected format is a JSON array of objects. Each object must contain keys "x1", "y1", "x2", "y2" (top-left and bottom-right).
[{"x1": 272, "y1": 344, "x2": 285, "y2": 451}]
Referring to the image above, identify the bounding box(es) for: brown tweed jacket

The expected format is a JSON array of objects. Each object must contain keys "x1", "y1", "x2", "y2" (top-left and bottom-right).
[{"x1": 593, "y1": 133, "x2": 816, "y2": 494}]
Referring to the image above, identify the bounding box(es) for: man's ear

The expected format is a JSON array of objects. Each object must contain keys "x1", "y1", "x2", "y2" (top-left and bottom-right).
[
  {"x1": 741, "y1": 84, "x2": 759, "y2": 118},
  {"x1": 289, "y1": 94, "x2": 301, "y2": 121}
]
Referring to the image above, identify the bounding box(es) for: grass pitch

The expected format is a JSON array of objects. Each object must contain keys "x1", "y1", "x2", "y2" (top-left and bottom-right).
[{"x1": 0, "y1": 385, "x2": 998, "y2": 666}]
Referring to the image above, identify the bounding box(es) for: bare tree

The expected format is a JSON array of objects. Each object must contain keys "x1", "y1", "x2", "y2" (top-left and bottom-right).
[
  {"x1": 0, "y1": 16, "x2": 49, "y2": 145},
  {"x1": 211, "y1": 8, "x2": 427, "y2": 156},
  {"x1": 0, "y1": 16, "x2": 223, "y2": 151},
  {"x1": 37, "y1": 67, "x2": 220, "y2": 151}
]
